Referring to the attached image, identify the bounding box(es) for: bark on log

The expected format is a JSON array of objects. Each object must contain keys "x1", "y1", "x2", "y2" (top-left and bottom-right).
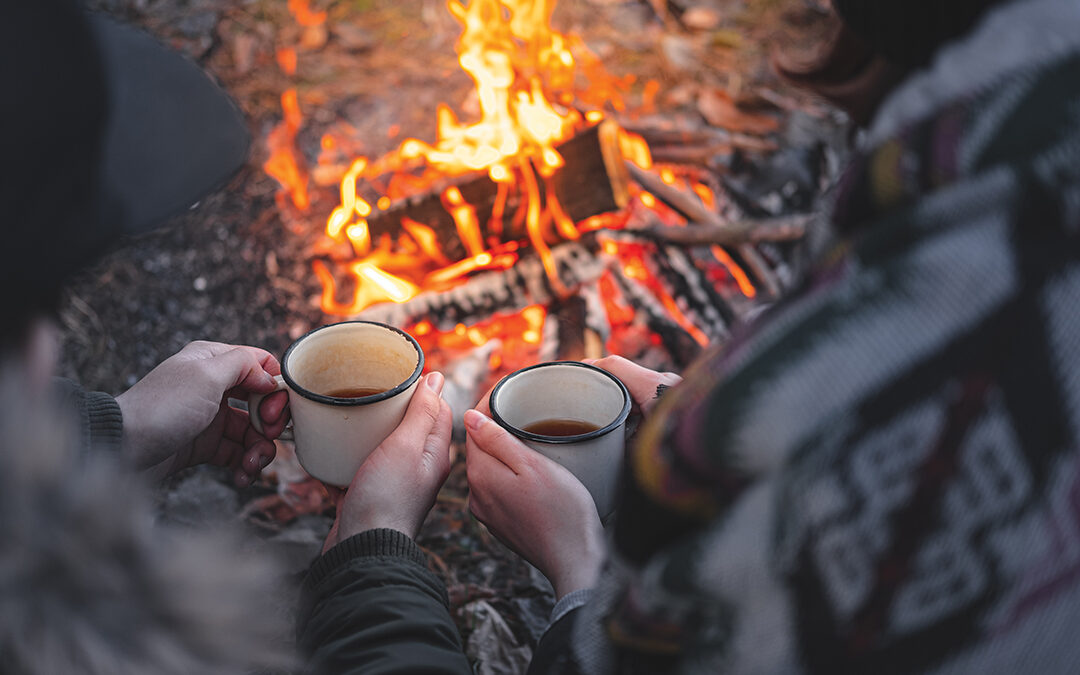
[{"x1": 363, "y1": 121, "x2": 629, "y2": 262}]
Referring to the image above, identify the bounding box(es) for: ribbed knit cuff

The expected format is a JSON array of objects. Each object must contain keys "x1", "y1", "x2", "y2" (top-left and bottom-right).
[
  {"x1": 84, "y1": 390, "x2": 124, "y2": 454},
  {"x1": 307, "y1": 528, "x2": 427, "y2": 588},
  {"x1": 550, "y1": 587, "x2": 594, "y2": 627}
]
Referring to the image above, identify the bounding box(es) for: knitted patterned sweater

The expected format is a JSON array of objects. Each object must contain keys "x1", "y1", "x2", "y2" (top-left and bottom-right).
[{"x1": 550, "y1": 0, "x2": 1080, "y2": 672}]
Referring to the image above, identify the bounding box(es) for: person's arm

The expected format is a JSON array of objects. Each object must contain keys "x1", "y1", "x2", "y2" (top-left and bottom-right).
[
  {"x1": 298, "y1": 372, "x2": 471, "y2": 674},
  {"x1": 298, "y1": 529, "x2": 471, "y2": 675},
  {"x1": 464, "y1": 356, "x2": 682, "y2": 668},
  {"x1": 52, "y1": 377, "x2": 124, "y2": 454},
  {"x1": 527, "y1": 602, "x2": 586, "y2": 675},
  {"x1": 114, "y1": 340, "x2": 289, "y2": 485}
]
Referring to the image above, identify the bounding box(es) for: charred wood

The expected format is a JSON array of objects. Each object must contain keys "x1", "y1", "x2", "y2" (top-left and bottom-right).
[
  {"x1": 625, "y1": 160, "x2": 783, "y2": 299},
  {"x1": 363, "y1": 121, "x2": 629, "y2": 262},
  {"x1": 602, "y1": 229, "x2": 735, "y2": 336},
  {"x1": 609, "y1": 266, "x2": 703, "y2": 368},
  {"x1": 355, "y1": 242, "x2": 605, "y2": 330}
]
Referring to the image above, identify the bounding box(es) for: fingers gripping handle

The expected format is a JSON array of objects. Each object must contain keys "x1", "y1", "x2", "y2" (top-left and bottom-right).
[{"x1": 249, "y1": 374, "x2": 293, "y2": 440}]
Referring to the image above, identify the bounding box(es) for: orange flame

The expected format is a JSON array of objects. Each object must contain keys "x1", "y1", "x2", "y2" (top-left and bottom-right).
[
  {"x1": 315, "y1": 0, "x2": 596, "y2": 315},
  {"x1": 443, "y1": 186, "x2": 485, "y2": 257},
  {"x1": 263, "y1": 89, "x2": 310, "y2": 210},
  {"x1": 287, "y1": 0, "x2": 327, "y2": 27},
  {"x1": 403, "y1": 0, "x2": 578, "y2": 179},
  {"x1": 276, "y1": 48, "x2": 298, "y2": 76}
]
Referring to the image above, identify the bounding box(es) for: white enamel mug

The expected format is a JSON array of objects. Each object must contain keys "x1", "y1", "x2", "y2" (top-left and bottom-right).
[
  {"x1": 489, "y1": 361, "x2": 631, "y2": 518},
  {"x1": 250, "y1": 321, "x2": 424, "y2": 487}
]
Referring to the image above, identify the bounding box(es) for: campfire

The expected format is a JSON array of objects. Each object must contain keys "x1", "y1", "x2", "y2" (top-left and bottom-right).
[{"x1": 263, "y1": 0, "x2": 811, "y2": 378}]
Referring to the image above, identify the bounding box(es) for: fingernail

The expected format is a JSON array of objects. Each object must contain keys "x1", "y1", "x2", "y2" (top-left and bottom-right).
[
  {"x1": 259, "y1": 454, "x2": 272, "y2": 469},
  {"x1": 426, "y1": 372, "x2": 445, "y2": 394},
  {"x1": 464, "y1": 409, "x2": 487, "y2": 431}
]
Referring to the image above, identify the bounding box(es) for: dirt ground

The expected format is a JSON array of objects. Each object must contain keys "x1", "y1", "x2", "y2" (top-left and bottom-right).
[{"x1": 60, "y1": 0, "x2": 840, "y2": 668}]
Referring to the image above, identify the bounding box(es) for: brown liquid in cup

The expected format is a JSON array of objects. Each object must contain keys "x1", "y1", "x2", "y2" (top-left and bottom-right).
[
  {"x1": 522, "y1": 418, "x2": 601, "y2": 437},
  {"x1": 325, "y1": 386, "x2": 387, "y2": 399}
]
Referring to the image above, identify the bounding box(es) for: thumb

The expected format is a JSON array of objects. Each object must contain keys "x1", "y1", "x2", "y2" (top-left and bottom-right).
[
  {"x1": 379, "y1": 373, "x2": 445, "y2": 452},
  {"x1": 213, "y1": 347, "x2": 278, "y2": 394},
  {"x1": 464, "y1": 409, "x2": 530, "y2": 472}
]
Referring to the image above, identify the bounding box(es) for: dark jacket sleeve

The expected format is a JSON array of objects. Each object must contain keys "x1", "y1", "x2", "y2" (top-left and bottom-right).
[
  {"x1": 528, "y1": 607, "x2": 580, "y2": 675},
  {"x1": 52, "y1": 377, "x2": 124, "y2": 455},
  {"x1": 297, "y1": 528, "x2": 473, "y2": 675}
]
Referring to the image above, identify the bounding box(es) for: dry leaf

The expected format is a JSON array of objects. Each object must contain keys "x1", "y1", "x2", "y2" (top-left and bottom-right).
[
  {"x1": 661, "y1": 34, "x2": 699, "y2": 73},
  {"x1": 697, "y1": 88, "x2": 780, "y2": 135},
  {"x1": 230, "y1": 32, "x2": 258, "y2": 76},
  {"x1": 664, "y1": 82, "x2": 700, "y2": 107},
  {"x1": 681, "y1": 6, "x2": 721, "y2": 31},
  {"x1": 332, "y1": 22, "x2": 376, "y2": 52},
  {"x1": 710, "y1": 28, "x2": 744, "y2": 49},
  {"x1": 300, "y1": 23, "x2": 328, "y2": 51}
]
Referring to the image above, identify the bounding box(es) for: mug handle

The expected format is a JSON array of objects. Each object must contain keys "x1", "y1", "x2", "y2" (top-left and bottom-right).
[{"x1": 249, "y1": 374, "x2": 294, "y2": 441}]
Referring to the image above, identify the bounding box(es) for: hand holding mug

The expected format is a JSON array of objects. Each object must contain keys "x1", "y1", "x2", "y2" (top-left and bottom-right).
[
  {"x1": 115, "y1": 341, "x2": 290, "y2": 486},
  {"x1": 583, "y1": 355, "x2": 682, "y2": 416},
  {"x1": 324, "y1": 372, "x2": 454, "y2": 547},
  {"x1": 487, "y1": 361, "x2": 631, "y2": 517},
  {"x1": 465, "y1": 403, "x2": 604, "y2": 600},
  {"x1": 249, "y1": 321, "x2": 425, "y2": 487}
]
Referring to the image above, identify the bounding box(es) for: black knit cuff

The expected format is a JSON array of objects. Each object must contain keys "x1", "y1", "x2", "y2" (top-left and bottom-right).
[
  {"x1": 84, "y1": 390, "x2": 124, "y2": 454},
  {"x1": 307, "y1": 528, "x2": 428, "y2": 588}
]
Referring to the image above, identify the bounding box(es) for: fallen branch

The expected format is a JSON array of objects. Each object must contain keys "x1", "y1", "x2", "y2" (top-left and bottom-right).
[
  {"x1": 620, "y1": 122, "x2": 778, "y2": 154},
  {"x1": 642, "y1": 213, "x2": 812, "y2": 246}
]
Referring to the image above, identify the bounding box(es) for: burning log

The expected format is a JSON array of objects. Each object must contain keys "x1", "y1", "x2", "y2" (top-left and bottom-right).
[
  {"x1": 625, "y1": 160, "x2": 783, "y2": 299},
  {"x1": 541, "y1": 293, "x2": 606, "y2": 362},
  {"x1": 356, "y1": 242, "x2": 605, "y2": 330},
  {"x1": 363, "y1": 121, "x2": 630, "y2": 262},
  {"x1": 602, "y1": 229, "x2": 736, "y2": 336},
  {"x1": 608, "y1": 266, "x2": 704, "y2": 367}
]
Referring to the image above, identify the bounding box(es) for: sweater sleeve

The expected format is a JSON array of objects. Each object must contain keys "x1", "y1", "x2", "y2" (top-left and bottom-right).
[
  {"x1": 52, "y1": 377, "x2": 124, "y2": 455},
  {"x1": 297, "y1": 528, "x2": 472, "y2": 675}
]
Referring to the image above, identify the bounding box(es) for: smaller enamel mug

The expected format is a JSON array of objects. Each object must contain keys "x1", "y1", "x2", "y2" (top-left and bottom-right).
[
  {"x1": 489, "y1": 361, "x2": 631, "y2": 518},
  {"x1": 250, "y1": 321, "x2": 424, "y2": 487}
]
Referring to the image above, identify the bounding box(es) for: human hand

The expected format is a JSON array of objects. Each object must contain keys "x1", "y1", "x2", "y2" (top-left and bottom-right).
[
  {"x1": 465, "y1": 394, "x2": 604, "y2": 600},
  {"x1": 115, "y1": 341, "x2": 289, "y2": 486},
  {"x1": 583, "y1": 355, "x2": 681, "y2": 416},
  {"x1": 323, "y1": 372, "x2": 453, "y2": 550}
]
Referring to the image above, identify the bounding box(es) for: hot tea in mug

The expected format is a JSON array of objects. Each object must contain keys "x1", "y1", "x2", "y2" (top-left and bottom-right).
[
  {"x1": 489, "y1": 361, "x2": 630, "y2": 517},
  {"x1": 250, "y1": 320, "x2": 424, "y2": 486}
]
